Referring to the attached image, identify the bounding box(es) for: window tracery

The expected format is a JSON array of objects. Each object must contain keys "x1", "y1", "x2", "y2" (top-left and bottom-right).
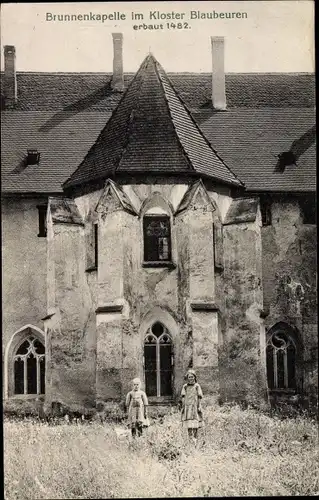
[
  {"x1": 266, "y1": 327, "x2": 297, "y2": 390},
  {"x1": 14, "y1": 336, "x2": 45, "y2": 395},
  {"x1": 144, "y1": 322, "x2": 173, "y2": 397}
]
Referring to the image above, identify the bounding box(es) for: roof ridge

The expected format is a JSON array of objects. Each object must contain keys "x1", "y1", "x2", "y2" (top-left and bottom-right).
[
  {"x1": 116, "y1": 55, "x2": 157, "y2": 173},
  {"x1": 151, "y1": 56, "x2": 195, "y2": 174},
  {"x1": 63, "y1": 58, "x2": 149, "y2": 188},
  {"x1": 63, "y1": 55, "x2": 157, "y2": 188},
  {"x1": 156, "y1": 60, "x2": 244, "y2": 187}
]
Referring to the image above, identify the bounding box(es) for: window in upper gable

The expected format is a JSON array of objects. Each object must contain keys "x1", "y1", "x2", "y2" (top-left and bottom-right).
[
  {"x1": 260, "y1": 198, "x2": 272, "y2": 226},
  {"x1": 143, "y1": 215, "x2": 172, "y2": 263},
  {"x1": 86, "y1": 223, "x2": 98, "y2": 272},
  {"x1": 300, "y1": 195, "x2": 316, "y2": 225},
  {"x1": 37, "y1": 204, "x2": 47, "y2": 237}
]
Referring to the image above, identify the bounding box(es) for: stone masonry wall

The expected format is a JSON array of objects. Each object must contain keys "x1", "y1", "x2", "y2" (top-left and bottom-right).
[
  {"x1": 45, "y1": 212, "x2": 96, "y2": 413},
  {"x1": 2, "y1": 198, "x2": 47, "y2": 352},
  {"x1": 261, "y1": 198, "x2": 317, "y2": 401},
  {"x1": 221, "y1": 213, "x2": 267, "y2": 404},
  {"x1": 71, "y1": 180, "x2": 228, "y2": 404}
]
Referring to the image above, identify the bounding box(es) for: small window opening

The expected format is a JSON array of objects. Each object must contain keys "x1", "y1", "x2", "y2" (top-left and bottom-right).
[
  {"x1": 37, "y1": 204, "x2": 47, "y2": 237},
  {"x1": 152, "y1": 322, "x2": 164, "y2": 337},
  {"x1": 143, "y1": 215, "x2": 171, "y2": 263},
  {"x1": 260, "y1": 199, "x2": 272, "y2": 226},
  {"x1": 276, "y1": 151, "x2": 296, "y2": 172},
  {"x1": 27, "y1": 149, "x2": 40, "y2": 166},
  {"x1": 86, "y1": 223, "x2": 98, "y2": 271},
  {"x1": 300, "y1": 195, "x2": 316, "y2": 225},
  {"x1": 94, "y1": 223, "x2": 98, "y2": 268},
  {"x1": 213, "y1": 223, "x2": 224, "y2": 270}
]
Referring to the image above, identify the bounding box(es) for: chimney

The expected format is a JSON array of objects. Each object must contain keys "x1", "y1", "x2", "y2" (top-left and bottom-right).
[
  {"x1": 4, "y1": 45, "x2": 17, "y2": 107},
  {"x1": 211, "y1": 37, "x2": 226, "y2": 111},
  {"x1": 111, "y1": 33, "x2": 124, "y2": 92}
]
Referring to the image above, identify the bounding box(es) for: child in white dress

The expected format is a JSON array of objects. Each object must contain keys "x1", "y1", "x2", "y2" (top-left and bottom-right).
[
  {"x1": 125, "y1": 378, "x2": 148, "y2": 437},
  {"x1": 180, "y1": 369, "x2": 203, "y2": 441}
]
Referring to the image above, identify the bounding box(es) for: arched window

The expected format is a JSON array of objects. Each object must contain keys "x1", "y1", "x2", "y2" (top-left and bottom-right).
[
  {"x1": 14, "y1": 336, "x2": 45, "y2": 395},
  {"x1": 266, "y1": 324, "x2": 298, "y2": 390},
  {"x1": 144, "y1": 322, "x2": 173, "y2": 397},
  {"x1": 141, "y1": 194, "x2": 173, "y2": 264},
  {"x1": 143, "y1": 211, "x2": 171, "y2": 262}
]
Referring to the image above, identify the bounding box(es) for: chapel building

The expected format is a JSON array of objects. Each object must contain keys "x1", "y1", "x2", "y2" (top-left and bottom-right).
[{"x1": 1, "y1": 34, "x2": 317, "y2": 415}]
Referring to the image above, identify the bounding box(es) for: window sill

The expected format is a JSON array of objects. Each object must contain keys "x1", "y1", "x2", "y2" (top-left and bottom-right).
[
  {"x1": 269, "y1": 389, "x2": 296, "y2": 394},
  {"x1": 190, "y1": 301, "x2": 219, "y2": 312},
  {"x1": 142, "y1": 261, "x2": 176, "y2": 269},
  {"x1": 86, "y1": 265, "x2": 97, "y2": 273},
  {"x1": 8, "y1": 394, "x2": 45, "y2": 400}
]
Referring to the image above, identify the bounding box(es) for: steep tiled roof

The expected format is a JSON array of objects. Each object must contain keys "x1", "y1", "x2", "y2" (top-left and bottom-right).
[
  {"x1": 196, "y1": 109, "x2": 316, "y2": 192},
  {"x1": 1, "y1": 111, "x2": 109, "y2": 193},
  {"x1": 1, "y1": 72, "x2": 315, "y2": 111},
  {"x1": 1, "y1": 65, "x2": 315, "y2": 194},
  {"x1": 2, "y1": 109, "x2": 315, "y2": 194},
  {"x1": 63, "y1": 55, "x2": 241, "y2": 189}
]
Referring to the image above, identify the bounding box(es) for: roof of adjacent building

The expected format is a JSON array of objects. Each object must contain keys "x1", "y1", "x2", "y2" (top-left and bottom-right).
[
  {"x1": 1, "y1": 71, "x2": 315, "y2": 111},
  {"x1": 1, "y1": 65, "x2": 315, "y2": 194}
]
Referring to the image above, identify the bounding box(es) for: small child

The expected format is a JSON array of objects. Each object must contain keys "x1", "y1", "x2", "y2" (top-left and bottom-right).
[
  {"x1": 180, "y1": 369, "x2": 203, "y2": 442},
  {"x1": 125, "y1": 378, "x2": 148, "y2": 438}
]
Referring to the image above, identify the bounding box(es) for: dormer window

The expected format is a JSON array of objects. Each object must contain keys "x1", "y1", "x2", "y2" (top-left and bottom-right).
[
  {"x1": 27, "y1": 149, "x2": 40, "y2": 165},
  {"x1": 276, "y1": 151, "x2": 296, "y2": 172}
]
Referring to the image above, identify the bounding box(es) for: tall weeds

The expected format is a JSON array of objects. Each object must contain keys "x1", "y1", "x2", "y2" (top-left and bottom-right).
[{"x1": 4, "y1": 404, "x2": 318, "y2": 499}]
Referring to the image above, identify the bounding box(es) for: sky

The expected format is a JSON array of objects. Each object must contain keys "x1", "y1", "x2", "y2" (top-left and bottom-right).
[{"x1": 0, "y1": 1, "x2": 315, "y2": 73}]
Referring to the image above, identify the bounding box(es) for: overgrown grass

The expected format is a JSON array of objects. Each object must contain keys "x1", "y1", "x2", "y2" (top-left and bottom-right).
[{"x1": 4, "y1": 404, "x2": 319, "y2": 499}]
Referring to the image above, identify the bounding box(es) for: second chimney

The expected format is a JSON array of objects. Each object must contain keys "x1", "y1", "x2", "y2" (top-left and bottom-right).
[
  {"x1": 111, "y1": 33, "x2": 124, "y2": 92},
  {"x1": 211, "y1": 37, "x2": 226, "y2": 111},
  {"x1": 4, "y1": 45, "x2": 17, "y2": 107}
]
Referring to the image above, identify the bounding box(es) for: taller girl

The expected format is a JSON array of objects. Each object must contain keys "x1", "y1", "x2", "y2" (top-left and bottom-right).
[{"x1": 180, "y1": 369, "x2": 203, "y2": 442}]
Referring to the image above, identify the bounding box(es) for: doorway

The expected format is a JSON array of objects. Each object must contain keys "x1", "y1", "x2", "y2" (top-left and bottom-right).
[{"x1": 144, "y1": 322, "x2": 173, "y2": 397}]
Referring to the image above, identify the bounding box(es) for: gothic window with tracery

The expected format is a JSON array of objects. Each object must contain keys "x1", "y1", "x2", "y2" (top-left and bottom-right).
[
  {"x1": 266, "y1": 328, "x2": 296, "y2": 390},
  {"x1": 143, "y1": 215, "x2": 171, "y2": 262},
  {"x1": 14, "y1": 336, "x2": 45, "y2": 395},
  {"x1": 144, "y1": 322, "x2": 173, "y2": 397}
]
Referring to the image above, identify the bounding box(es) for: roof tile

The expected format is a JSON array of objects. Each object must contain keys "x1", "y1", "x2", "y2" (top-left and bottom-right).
[
  {"x1": 1, "y1": 72, "x2": 315, "y2": 111},
  {"x1": 64, "y1": 55, "x2": 240, "y2": 189},
  {"x1": 1, "y1": 66, "x2": 315, "y2": 194}
]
